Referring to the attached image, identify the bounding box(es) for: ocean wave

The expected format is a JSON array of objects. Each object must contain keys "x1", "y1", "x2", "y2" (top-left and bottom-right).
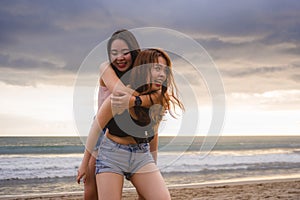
[
  {"x1": 1, "y1": 136, "x2": 300, "y2": 181},
  {"x1": 0, "y1": 145, "x2": 85, "y2": 154}
]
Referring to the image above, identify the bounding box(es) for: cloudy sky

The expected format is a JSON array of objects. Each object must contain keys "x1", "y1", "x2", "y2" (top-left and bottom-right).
[{"x1": 0, "y1": 0, "x2": 299, "y2": 137}]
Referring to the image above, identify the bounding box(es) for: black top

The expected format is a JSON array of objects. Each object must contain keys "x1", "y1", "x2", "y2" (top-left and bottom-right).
[{"x1": 106, "y1": 109, "x2": 155, "y2": 144}]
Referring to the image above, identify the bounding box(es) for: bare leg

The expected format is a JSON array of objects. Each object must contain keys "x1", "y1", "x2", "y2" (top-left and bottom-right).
[
  {"x1": 137, "y1": 191, "x2": 145, "y2": 200},
  {"x1": 96, "y1": 173, "x2": 124, "y2": 200},
  {"x1": 131, "y1": 163, "x2": 171, "y2": 200},
  {"x1": 84, "y1": 151, "x2": 98, "y2": 200}
]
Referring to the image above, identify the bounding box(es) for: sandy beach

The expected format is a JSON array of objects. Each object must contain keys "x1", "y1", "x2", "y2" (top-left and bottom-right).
[{"x1": 2, "y1": 178, "x2": 299, "y2": 200}]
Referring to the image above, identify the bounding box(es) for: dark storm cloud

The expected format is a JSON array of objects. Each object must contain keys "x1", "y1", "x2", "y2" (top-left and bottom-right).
[
  {"x1": 0, "y1": 1, "x2": 69, "y2": 45},
  {"x1": 0, "y1": 0, "x2": 300, "y2": 87},
  {"x1": 0, "y1": 53, "x2": 58, "y2": 70},
  {"x1": 0, "y1": 0, "x2": 112, "y2": 86}
]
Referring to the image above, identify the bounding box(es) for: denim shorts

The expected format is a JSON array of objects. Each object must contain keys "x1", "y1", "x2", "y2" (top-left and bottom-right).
[
  {"x1": 93, "y1": 128, "x2": 106, "y2": 151},
  {"x1": 95, "y1": 135, "x2": 154, "y2": 180},
  {"x1": 91, "y1": 115, "x2": 106, "y2": 151}
]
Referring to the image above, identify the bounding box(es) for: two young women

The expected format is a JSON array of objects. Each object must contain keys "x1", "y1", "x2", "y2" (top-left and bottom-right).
[
  {"x1": 78, "y1": 30, "x2": 184, "y2": 199},
  {"x1": 77, "y1": 29, "x2": 156, "y2": 199}
]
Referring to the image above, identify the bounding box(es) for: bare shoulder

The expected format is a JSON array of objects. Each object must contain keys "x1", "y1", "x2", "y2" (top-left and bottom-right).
[{"x1": 99, "y1": 61, "x2": 111, "y2": 74}]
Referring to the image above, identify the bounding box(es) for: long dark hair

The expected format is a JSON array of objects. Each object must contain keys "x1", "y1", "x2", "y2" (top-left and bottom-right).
[{"x1": 107, "y1": 29, "x2": 141, "y2": 80}]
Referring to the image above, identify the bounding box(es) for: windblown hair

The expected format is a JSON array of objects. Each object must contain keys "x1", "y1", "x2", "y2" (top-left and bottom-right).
[
  {"x1": 107, "y1": 29, "x2": 141, "y2": 80},
  {"x1": 129, "y1": 48, "x2": 184, "y2": 129}
]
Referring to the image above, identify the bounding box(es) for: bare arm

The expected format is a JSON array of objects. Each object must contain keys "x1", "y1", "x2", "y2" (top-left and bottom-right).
[
  {"x1": 100, "y1": 62, "x2": 162, "y2": 109},
  {"x1": 133, "y1": 90, "x2": 162, "y2": 107},
  {"x1": 111, "y1": 89, "x2": 162, "y2": 110},
  {"x1": 77, "y1": 97, "x2": 113, "y2": 183},
  {"x1": 149, "y1": 133, "x2": 158, "y2": 164}
]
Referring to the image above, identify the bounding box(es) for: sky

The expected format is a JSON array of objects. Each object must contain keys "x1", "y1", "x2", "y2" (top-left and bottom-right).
[{"x1": 0, "y1": 0, "x2": 299, "y2": 137}]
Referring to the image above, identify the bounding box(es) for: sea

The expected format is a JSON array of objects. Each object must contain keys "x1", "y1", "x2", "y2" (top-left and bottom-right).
[{"x1": 0, "y1": 136, "x2": 300, "y2": 197}]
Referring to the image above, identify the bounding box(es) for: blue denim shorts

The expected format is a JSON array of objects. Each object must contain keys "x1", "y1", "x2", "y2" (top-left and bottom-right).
[
  {"x1": 91, "y1": 115, "x2": 106, "y2": 151},
  {"x1": 93, "y1": 128, "x2": 106, "y2": 151},
  {"x1": 95, "y1": 135, "x2": 154, "y2": 180}
]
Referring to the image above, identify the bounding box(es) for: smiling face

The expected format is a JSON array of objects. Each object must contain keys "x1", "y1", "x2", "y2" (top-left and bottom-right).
[
  {"x1": 110, "y1": 39, "x2": 132, "y2": 72},
  {"x1": 129, "y1": 49, "x2": 172, "y2": 95},
  {"x1": 150, "y1": 56, "x2": 168, "y2": 91}
]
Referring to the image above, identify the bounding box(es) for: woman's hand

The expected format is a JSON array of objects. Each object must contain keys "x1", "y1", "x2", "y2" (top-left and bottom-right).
[
  {"x1": 76, "y1": 164, "x2": 86, "y2": 184},
  {"x1": 111, "y1": 90, "x2": 132, "y2": 114}
]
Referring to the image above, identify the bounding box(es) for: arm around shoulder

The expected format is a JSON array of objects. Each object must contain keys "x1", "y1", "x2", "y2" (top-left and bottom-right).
[{"x1": 100, "y1": 62, "x2": 134, "y2": 94}]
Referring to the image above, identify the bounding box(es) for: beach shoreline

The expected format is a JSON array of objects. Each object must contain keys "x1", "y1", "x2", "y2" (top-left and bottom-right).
[{"x1": 2, "y1": 177, "x2": 299, "y2": 200}]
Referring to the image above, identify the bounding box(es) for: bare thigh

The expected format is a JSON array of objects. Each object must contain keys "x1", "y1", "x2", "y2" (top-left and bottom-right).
[
  {"x1": 96, "y1": 173, "x2": 124, "y2": 200},
  {"x1": 131, "y1": 163, "x2": 171, "y2": 200}
]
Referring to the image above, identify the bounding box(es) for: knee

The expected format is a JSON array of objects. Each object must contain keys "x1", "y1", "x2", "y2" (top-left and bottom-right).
[
  {"x1": 157, "y1": 191, "x2": 171, "y2": 200},
  {"x1": 152, "y1": 195, "x2": 171, "y2": 200}
]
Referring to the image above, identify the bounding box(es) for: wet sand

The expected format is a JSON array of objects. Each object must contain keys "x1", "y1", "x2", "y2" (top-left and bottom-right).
[{"x1": 1, "y1": 178, "x2": 299, "y2": 200}]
